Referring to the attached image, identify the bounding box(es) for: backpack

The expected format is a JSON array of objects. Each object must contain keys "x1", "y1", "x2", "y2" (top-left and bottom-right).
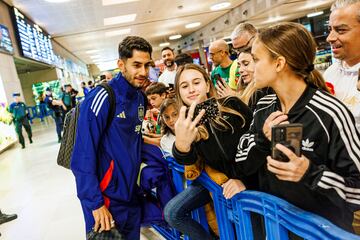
[{"x1": 57, "y1": 83, "x2": 116, "y2": 169}]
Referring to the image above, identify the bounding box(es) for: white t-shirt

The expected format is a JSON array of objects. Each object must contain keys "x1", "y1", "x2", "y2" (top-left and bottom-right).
[
  {"x1": 158, "y1": 68, "x2": 177, "y2": 87},
  {"x1": 160, "y1": 133, "x2": 176, "y2": 157},
  {"x1": 324, "y1": 60, "x2": 360, "y2": 131}
]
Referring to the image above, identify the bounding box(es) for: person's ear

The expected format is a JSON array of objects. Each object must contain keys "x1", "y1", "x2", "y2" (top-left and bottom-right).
[
  {"x1": 117, "y1": 59, "x2": 125, "y2": 72},
  {"x1": 275, "y1": 56, "x2": 286, "y2": 73},
  {"x1": 161, "y1": 93, "x2": 167, "y2": 99}
]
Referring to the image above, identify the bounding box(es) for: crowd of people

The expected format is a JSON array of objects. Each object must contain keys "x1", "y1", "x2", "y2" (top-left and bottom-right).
[
  {"x1": 68, "y1": 0, "x2": 360, "y2": 239},
  {"x1": 4, "y1": 0, "x2": 360, "y2": 239}
]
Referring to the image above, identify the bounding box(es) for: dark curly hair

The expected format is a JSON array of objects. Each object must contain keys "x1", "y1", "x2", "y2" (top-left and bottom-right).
[{"x1": 118, "y1": 36, "x2": 153, "y2": 59}]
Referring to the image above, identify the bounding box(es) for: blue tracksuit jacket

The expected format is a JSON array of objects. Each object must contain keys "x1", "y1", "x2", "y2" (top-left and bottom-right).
[{"x1": 71, "y1": 73, "x2": 146, "y2": 236}]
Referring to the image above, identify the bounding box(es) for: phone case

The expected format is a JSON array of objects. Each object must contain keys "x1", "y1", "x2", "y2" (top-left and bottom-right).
[
  {"x1": 187, "y1": 98, "x2": 219, "y2": 125},
  {"x1": 271, "y1": 123, "x2": 303, "y2": 162}
]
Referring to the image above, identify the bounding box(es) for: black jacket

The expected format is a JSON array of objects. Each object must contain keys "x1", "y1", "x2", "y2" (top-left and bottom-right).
[
  {"x1": 173, "y1": 96, "x2": 253, "y2": 180},
  {"x1": 235, "y1": 86, "x2": 360, "y2": 232}
]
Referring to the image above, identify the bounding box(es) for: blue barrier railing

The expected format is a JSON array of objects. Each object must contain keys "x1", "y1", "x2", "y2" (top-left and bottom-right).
[
  {"x1": 27, "y1": 103, "x2": 54, "y2": 123},
  {"x1": 155, "y1": 156, "x2": 360, "y2": 240}
]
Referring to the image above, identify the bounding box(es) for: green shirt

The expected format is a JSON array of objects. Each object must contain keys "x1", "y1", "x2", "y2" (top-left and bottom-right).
[
  {"x1": 9, "y1": 102, "x2": 27, "y2": 120},
  {"x1": 210, "y1": 61, "x2": 237, "y2": 87}
]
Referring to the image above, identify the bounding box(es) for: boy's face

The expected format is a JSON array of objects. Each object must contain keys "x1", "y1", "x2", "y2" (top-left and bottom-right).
[{"x1": 147, "y1": 93, "x2": 166, "y2": 109}]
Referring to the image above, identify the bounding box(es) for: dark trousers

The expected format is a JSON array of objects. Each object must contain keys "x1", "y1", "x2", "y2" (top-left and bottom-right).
[
  {"x1": 52, "y1": 114, "x2": 63, "y2": 139},
  {"x1": 14, "y1": 117, "x2": 32, "y2": 146}
]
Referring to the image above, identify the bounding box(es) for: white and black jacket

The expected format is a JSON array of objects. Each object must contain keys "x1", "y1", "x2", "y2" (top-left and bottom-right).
[{"x1": 235, "y1": 86, "x2": 360, "y2": 232}]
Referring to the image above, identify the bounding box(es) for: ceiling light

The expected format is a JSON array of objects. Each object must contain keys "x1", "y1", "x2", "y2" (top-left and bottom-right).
[
  {"x1": 45, "y1": 0, "x2": 71, "y2": 2},
  {"x1": 105, "y1": 28, "x2": 131, "y2": 37},
  {"x1": 169, "y1": 34, "x2": 182, "y2": 40},
  {"x1": 185, "y1": 22, "x2": 201, "y2": 29},
  {"x1": 210, "y1": 2, "x2": 231, "y2": 11},
  {"x1": 307, "y1": 11, "x2": 324, "y2": 18},
  {"x1": 102, "y1": 0, "x2": 138, "y2": 6},
  {"x1": 86, "y1": 49, "x2": 100, "y2": 54},
  {"x1": 90, "y1": 55, "x2": 101, "y2": 59},
  {"x1": 104, "y1": 14, "x2": 137, "y2": 26},
  {"x1": 159, "y1": 42, "x2": 170, "y2": 47}
]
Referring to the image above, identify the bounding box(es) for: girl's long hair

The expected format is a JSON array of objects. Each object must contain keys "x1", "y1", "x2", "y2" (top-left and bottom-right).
[{"x1": 174, "y1": 63, "x2": 247, "y2": 141}]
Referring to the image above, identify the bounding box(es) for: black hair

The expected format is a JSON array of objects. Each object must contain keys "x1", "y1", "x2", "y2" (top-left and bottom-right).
[
  {"x1": 174, "y1": 53, "x2": 193, "y2": 66},
  {"x1": 118, "y1": 36, "x2": 153, "y2": 59},
  {"x1": 145, "y1": 82, "x2": 167, "y2": 96},
  {"x1": 161, "y1": 47, "x2": 174, "y2": 53}
]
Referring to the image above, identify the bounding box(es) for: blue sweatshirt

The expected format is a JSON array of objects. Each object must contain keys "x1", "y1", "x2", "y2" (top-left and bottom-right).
[{"x1": 71, "y1": 73, "x2": 146, "y2": 233}]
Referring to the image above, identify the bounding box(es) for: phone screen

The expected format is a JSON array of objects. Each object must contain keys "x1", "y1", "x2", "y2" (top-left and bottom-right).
[{"x1": 271, "y1": 123, "x2": 303, "y2": 162}]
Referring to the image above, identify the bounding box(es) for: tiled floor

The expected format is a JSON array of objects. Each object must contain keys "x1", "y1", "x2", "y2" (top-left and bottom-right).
[{"x1": 0, "y1": 119, "x2": 164, "y2": 240}]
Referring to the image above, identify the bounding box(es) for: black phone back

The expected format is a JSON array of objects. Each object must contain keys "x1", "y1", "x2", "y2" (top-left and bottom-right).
[{"x1": 271, "y1": 123, "x2": 303, "y2": 162}]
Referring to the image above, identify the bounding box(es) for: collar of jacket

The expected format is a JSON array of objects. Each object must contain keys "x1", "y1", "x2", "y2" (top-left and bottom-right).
[{"x1": 113, "y1": 72, "x2": 141, "y2": 100}]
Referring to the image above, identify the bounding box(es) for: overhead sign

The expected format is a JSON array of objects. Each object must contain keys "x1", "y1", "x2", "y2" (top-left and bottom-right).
[
  {"x1": 0, "y1": 24, "x2": 14, "y2": 54},
  {"x1": 13, "y1": 7, "x2": 55, "y2": 65}
]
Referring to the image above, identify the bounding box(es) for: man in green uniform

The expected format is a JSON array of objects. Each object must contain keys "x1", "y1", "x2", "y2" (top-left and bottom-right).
[{"x1": 8, "y1": 93, "x2": 32, "y2": 149}]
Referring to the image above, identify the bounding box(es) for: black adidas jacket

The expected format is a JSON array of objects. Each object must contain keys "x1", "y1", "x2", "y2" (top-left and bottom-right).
[{"x1": 235, "y1": 86, "x2": 360, "y2": 232}]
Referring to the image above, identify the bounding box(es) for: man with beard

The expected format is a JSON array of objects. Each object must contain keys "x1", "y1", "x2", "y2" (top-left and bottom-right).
[
  {"x1": 71, "y1": 36, "x2": 153, "y2": 239},
  {"x1": 324, "y1": 0, "x2": 360, "y2": 131},
  {"x1": 324, "y1": 0, "x2": 360, "y2": 233},
  {"x1": 158, "y1": 47, "x2": 177, "y2": 87},
  {"x1": 209, "y1": 39, "x2": 237, "y2": 88}
]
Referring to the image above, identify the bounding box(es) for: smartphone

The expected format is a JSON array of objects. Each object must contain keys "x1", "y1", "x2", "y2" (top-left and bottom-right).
[
  {"x1": 186, "y1": 97, "x2": 219, "y2": 125},
  {"x1": 271, "y1": 123, "x2": 303, "y2": 162},
  {"x1": 214, "y1": 73, "x2": 222, "y2": 84}
]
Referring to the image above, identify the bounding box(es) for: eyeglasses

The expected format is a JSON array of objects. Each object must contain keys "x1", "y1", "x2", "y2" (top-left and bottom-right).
[
  {"x1": 209, "y1": 50, "x2": 223, "y2": 57},
  {"x1": 233, "y1": 36, "x2": 255, "y2": 54}
]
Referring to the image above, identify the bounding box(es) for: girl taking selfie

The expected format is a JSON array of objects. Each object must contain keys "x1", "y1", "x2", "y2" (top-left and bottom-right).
[{"x1": 164, "y1": 63, "x2": 253, "y2": 239}]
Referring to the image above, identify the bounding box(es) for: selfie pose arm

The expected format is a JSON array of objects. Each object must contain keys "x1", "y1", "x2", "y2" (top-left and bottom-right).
[{"x1": 173, "y1": 102, "x2": 205, "y2": 165}]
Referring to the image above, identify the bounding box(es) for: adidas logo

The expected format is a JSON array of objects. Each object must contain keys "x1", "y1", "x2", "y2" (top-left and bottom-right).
[
  {"x1": 302, "y1": 138, "x2": 314, "y2": 152},
  {"x1": 117, "y1": 111, "x2": 126, "y2": 119}
]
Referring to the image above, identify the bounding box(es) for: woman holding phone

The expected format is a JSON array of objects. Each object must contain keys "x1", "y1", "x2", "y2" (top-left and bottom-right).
[
  {"x1": 163, "y1": 63, "x2": 253, "y2": 239},
  {"x1": 235, "y1": 22, "x2": 360, "y2": 232}
]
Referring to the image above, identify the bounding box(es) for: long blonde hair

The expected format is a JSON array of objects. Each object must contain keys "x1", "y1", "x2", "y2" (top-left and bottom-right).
[{"x1": 257, "y1": 22, "x2": 329, "y2": 92}]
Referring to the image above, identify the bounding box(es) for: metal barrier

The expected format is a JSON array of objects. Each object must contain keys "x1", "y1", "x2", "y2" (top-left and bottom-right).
[
  {"x1": 27, "y1": 103, "x2": 53, "y2": 123},
  {"x1": 154, "y1": 156, "x2": 360, "y2": 240}
]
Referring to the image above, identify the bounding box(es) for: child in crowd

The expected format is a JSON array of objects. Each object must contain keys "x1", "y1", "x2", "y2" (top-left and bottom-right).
[
  {"x1": 235, "y1": 22, "x2": 360, "y2": 233},
  {"x1": 158, "y1": 98, "x2": 178, "y2": 156},
  {"x1": 164, "y1": 63, "x2": 253, "y2": 239},
  {"x1": 143, "y1": 82, "x2": 168, "y2": 146}
]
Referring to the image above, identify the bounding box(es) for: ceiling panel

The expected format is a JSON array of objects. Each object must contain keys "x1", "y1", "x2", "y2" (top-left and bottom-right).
[{"x1": 7, "y1": 0, "x2": 245, "y2": 65}]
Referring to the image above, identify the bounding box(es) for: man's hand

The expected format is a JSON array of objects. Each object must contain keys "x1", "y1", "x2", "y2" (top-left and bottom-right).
[
  {"x1": 222, "y1": 179, "x2": 246, "y2": 199},
  {"x1": 267, "y1": 143, "x2": 310, "y2": 182},
  {"x1": 92, "y1": 205, "x2": 114, "y2": 233}
]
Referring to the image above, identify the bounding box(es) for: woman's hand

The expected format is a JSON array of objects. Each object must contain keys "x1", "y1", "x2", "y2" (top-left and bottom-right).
[
  {"x1": 267, "y1": 143, "x2": 310, "y2": 182},
  {"x1": 215, "y1": 78, "x2": 237, "y2": 98},
  {"x1": 222, "y1": 179, "x2": 246, "y2": 199},
  {"x1": 174, "y1": 102, "x2": 205, "y2": 152},
  {"x1": 262, "y1": 111, "x2": 288, "y2": 141}
]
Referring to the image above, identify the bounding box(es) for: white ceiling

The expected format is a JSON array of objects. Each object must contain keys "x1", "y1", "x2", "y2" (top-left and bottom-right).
[
  {"x1": 6, "y1": 0, "x2": 246, "y2": 67},
  {"x1": 5, "y1": 0, "x2": 334, "y2": 71}
]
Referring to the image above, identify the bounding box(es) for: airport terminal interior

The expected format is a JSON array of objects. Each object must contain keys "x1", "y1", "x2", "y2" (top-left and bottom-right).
[{"x1": 0, "y1": 0, "x2": 359, "y2": 239}]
